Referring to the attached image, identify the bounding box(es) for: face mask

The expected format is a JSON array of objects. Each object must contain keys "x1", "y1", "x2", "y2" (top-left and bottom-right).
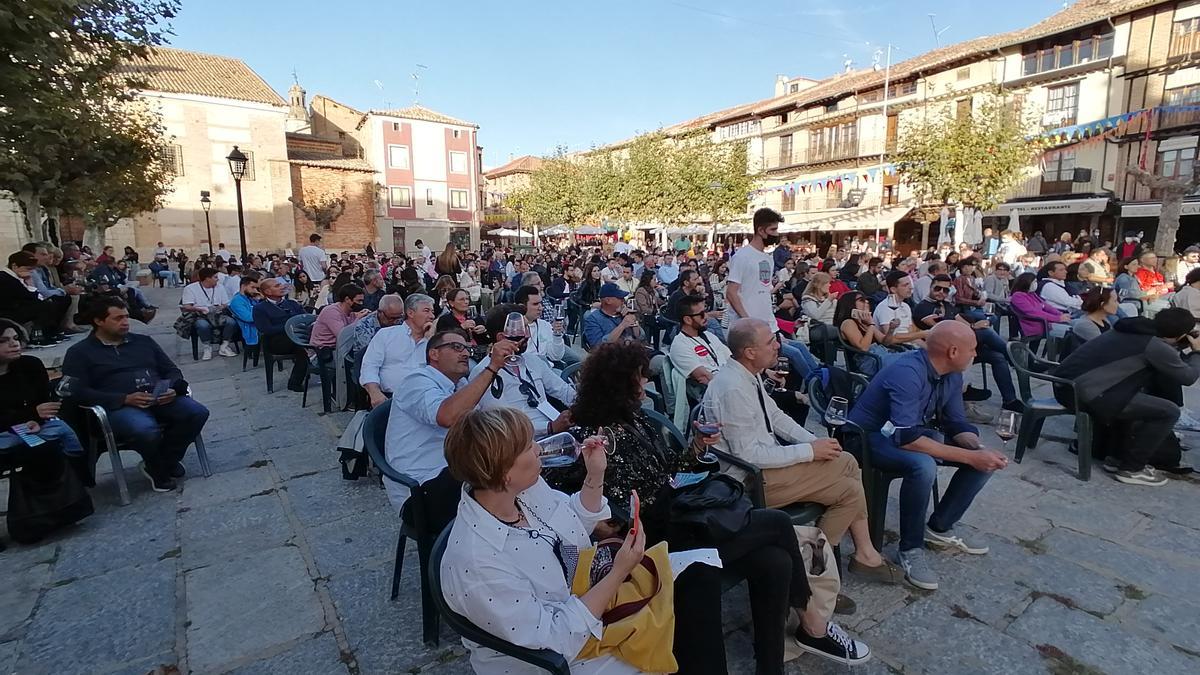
[
  {"x1": 763, "y1": 233, "x2": 781, "y2": 246},
  {"x1": 1125, "y1": 237, "x2": 1134, "y2": 243},
  {"x1": 468, "y1": 266, "x2": 477, "y2": 274},
  {"x1": 351, "y1": 303, "x2": 364, "y2": 312}
]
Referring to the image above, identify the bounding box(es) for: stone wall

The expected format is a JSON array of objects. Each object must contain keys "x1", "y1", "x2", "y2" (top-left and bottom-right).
[{"x1": 289, "y1": 163, "x2": 376, "y2": 252}]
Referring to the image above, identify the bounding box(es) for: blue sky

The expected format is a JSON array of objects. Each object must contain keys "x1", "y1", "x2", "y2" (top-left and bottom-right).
[{"x1": 167, "y1": 0, "x2": 1068, "y2": 168}]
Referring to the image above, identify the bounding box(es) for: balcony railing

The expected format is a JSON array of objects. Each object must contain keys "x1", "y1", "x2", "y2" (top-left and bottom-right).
[
  {"x1": 782, "y1": 194, "x2": 848, "y2": 212},
  {"x1": 1157, "y1": 105, "x2": 1200, "y2": 129},
  {"x1": 765, "y1": 138, "x2": 895, "y2": 171},
  {"x1": 1001, "y1": 171, "x2": 1103, "y2": 201},
  {"x1": 1170, "y1": 30, "x2": 1200, "y2": 59}
]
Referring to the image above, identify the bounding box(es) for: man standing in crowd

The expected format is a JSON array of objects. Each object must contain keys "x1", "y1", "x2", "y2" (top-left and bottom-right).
[
  {"x1": 360, "y1": 293, "x2": 437, "y2": 407},
  {"x1": 62, "y1": 296, "x2": 210, "y2": 492},
  {"x1": 216, "y1": 242, "x2": 234, "y2": 263},
  {"x1": 252, "y1": 278, "x2": 308, "y2": 392},
  {"x1": 1052, "y1": 308, "x2": 1200, "y2": 486},
  {"x1": 705, "y1": 319, "x2": 902, "y2": 584},
  {"x1": 298, "y1": 233, "x2": 329, "y2": 284},
  {"x1": 180, "y1": 267, "x2": 238, "y2": 360},
  {"x1": 582, "y1": 282, "x2": 642, "y2": 349},
  {"x1": 848, "y1": 321, "x2": 1007, "y2": 591},
  {"x1": 384, "y1": 330, "x2": 516, "y2": 533},
  {"x1": 472, "y1": 305, "x2": 576, "y2": 436}
]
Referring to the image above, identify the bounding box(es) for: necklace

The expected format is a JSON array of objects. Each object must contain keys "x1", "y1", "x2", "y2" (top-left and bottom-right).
[{"x1": 495, "y1": 503, "x2": 523, "y2": 527}]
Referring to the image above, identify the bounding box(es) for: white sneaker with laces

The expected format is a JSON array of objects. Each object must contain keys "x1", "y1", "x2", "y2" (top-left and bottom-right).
[
  {"x1": 924, "y1": 527, "x2": 989, "y2": 554},
  {"x1": 1114, "y1": 465, "x2": 1168, "y2": 487},
  {"x1": 201, "y1": 345, "x2": 213, "y2": 361},
  {"x1": 218, "y1": 342, "x2": 237, "y2": 357}
]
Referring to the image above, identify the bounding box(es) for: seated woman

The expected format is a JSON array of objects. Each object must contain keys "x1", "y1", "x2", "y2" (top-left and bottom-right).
[
  {"x1": 439, "y1": 407, "x2": 648, "y2": 674},
  {"x1": 1171, "y1": 267, "x2": 1200, "y2": 324},
  {"x1": 800, "y1": 271, "x2": 838, "y2": 362},
  {"x1": 435, "y1": 288, "x2": 488, "y2": 345},
  {"x1": 835, "y1": 291, "x2": 902, "y2": 376},
  {"x1": 1069, "y1": 287, "x2": 1117, "y2": 342},
  {"x1": 0, "y1": 319, "x2": 84, "y2": 460},
  {"x1": 545, "y1": 342, "x2": 869, "y2": 672},
  {"x1": 1010, "y1": 272, "x2": 1070, "y2": 339}
]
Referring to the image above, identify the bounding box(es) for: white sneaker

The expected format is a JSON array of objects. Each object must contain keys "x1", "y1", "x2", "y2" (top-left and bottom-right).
[
  {"x1": 1176, "y1": 410, "x2": 1200, "y2": 433},
  {"x1": 201, "y1": 345, "x2": 213, "y2": 361},
  {"x1": 924, "y1": 526, "x2": 989, "y2": 554},
  {"x1": 218, "y1": 342, "x2": 237, "y2": 358}
]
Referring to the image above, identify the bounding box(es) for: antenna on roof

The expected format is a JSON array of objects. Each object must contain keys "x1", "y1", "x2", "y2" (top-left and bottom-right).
[
  {"x1": 842, "y1": 54, "x2": 854, "y2": 73},
  {"x1": 411, "y1": 63, "x2": 428, "y2": 104},
  {"x1": 291, "y1": 68, "x2": 299, "y2": 84},
  {"x1": 928, "y1": 14, "x2": 951, "y2": 47},
  {"x1": 372, "y1": 79, "x2": 390, "y2": 109}
]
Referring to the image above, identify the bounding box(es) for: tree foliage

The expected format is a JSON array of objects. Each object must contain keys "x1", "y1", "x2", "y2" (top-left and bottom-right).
[
  {"x1": 512, "y1": 131, "x2": 755, "y2": 232},
  {"x1": 0, "y1": 0, "x2": 180, "y2": 239},
  {"x1": 895, "y1": 94, "x2": 1046, "y2": 211}
]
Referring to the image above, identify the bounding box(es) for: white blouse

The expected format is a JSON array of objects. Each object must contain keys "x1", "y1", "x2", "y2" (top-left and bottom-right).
[{"x1": 440, "y1": 479, "x2": 640, "y2": 675}]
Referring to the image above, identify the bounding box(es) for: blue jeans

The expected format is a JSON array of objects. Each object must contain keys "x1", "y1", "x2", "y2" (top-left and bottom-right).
[
  {"x1": 868, "y1": 431, "x2": 994, "y2": 551},
  {"x1": 781, "y1": 340, "x2": 821, "y2": 380},
  {"x1": 157, "y1": 270, "x2": 181, "y2": 286},
  {"x1": 195, "y1": 318, "x2": 237, "y2": 344},
  {"x1": 0, "y1": 419, "x2": 84, "y2": 456},
  {"x1": 107, "y1": 396, "x2": 209, "y2": 475},
  {"x1": 973, "y1": 327, "x2": 1017, "y2": 403}
]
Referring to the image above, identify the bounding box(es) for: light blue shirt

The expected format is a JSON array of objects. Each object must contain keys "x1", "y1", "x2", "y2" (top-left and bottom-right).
[
  {"x1": 384, "y1": 366, "x2": 464, "y2": 512},
  {"x1": 471, "y1": 356, "x2": 576, "y2": 434},
  {"x1": 656, "y1": 262, "x2": 679, "y2": 285},
  {"x1": 31, "y1": 267, "x2": 64, "y2": 297}
]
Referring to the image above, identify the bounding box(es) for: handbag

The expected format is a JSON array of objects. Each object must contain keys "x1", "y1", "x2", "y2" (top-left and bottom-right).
[
  {"x1": 6, "y1": 454, "x2": 94, "y2": 544},
  {"x1": 570, "y1": 540, "x2": 677, "y2": 672},
  {"x1": 668, "y1": 473, "x2": 753, "y2": 541}
]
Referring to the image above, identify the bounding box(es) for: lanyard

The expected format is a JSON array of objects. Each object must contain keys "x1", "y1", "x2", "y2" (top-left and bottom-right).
[
  {"x1": 755, "y1": 380, "x2": 773, "y2": 434},
  {"x1": 686, "y1": 333, "x2": 720, "y2": 368}
]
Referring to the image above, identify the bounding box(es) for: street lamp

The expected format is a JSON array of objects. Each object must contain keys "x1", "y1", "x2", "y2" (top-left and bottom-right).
[
  {"x1": 226, "y1": 146, "x2": 249, "y2": 262},
  {"x1": 199, "y1": 191, "x2": 213, "y2": 255}
]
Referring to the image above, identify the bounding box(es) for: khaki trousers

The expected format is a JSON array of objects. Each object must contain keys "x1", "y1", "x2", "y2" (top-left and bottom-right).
[{"x1": 762, "y1": 452, "x2": 866, "y2": 545}]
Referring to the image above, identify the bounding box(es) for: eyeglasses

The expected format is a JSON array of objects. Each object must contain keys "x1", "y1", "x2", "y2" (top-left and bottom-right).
[
  {"x1": 932, "y1": 286, "x2": 951, "y2": 292},
  {"x1": 434, "y1": 341, "x2": 469, "y2": 353},
  {"x1": 684, "y1": 311, "x2": 706, "y2": 318}
]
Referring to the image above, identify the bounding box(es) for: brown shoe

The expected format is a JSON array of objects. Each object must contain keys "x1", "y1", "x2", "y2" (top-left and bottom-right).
[
  {"x1": 834, "y1": 593, "x2": 857, "y2": 615},
  {"x1": 848, "y1": 556, "x2": 903, "y2": 584}
]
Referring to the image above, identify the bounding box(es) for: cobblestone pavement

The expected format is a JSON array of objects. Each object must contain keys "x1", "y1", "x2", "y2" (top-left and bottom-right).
[{"x1": 2, "y1": 286, "x2": 1199, "y2": 674}]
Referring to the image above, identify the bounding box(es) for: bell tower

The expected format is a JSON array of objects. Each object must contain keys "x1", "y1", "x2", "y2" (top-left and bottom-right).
[{"x1": 285, "y1": 72, "x2": 310, "y2": 133}]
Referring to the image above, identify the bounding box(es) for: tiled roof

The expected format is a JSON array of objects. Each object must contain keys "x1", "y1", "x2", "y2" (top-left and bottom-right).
[
  {"x1": 121, "y1": 46, "x2": 286, "y2": 106},
  {"x1": 286, "y1": 149, "x2": 374, "y2": 172},
  {"x1": 369, "y1": 105, "x2": 477, "y2": 128},
  {"x1": 485, "y1": 155, "x2": 543, "y2": 178}
]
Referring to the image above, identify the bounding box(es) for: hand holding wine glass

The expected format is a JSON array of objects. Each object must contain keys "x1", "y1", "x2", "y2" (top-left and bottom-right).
[
  {"x1": 995, "y1": 409, "x2": 1021, "y2": 454},
  {"x1": 501, "y1": 312, "x2": 528, "y2": 365}
]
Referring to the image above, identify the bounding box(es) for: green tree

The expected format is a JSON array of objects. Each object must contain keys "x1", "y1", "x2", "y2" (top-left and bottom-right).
[
  {"x1": 0, "y1": 0, "x2": 179, "y2": 238},
  {"x1": 895, "y1": 95, "x2": 1045, "y2": 212}
]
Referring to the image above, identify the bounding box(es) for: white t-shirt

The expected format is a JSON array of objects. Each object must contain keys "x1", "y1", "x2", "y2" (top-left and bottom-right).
[
  {"x1": 727, "y1": 245, "x2": 775, "y2": 325},
  {"x1": 298, "y1": 244, "x2": 329, "y2": 282},
  {"x1": 216, "y1": 248, "x2": 233, "y2": 262},
  {"x1": 154, "y1": 246, "x2": 168, "y2": 261},
  {"x1": 180, "y1": 281, "x2": 231, "y2": 310},
  {"x1": 670, "y1": 331, "x2": 732, "y2": 380},
  {"x1": 872, "y1": 295, "x2": 914, "y2": 334}
]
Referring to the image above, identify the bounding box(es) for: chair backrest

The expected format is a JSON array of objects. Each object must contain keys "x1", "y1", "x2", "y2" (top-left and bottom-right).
[
  {"x1": 427, "y1": 527, "x2": 571, "y2": 674},
  {"x1": 807, "y1": 367, "x2": 868, "y2": 431},
  {"x1": 558, "y1": 361, "x2": 583, "y2": 385},
  {"x1": 1006, "y1": 339, "x2": 1070, "y2": 402},
  {"x1": 642, "y1": 407, "x2": 687, "y2": 453},
  {"x1": 285, "y1": 313, "x2": 317, "y2": 347},
  {"x1": 360, "y1": 399, "x2": 419, "y2": 489}
]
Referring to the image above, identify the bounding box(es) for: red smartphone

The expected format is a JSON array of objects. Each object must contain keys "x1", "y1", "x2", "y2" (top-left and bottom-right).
[{"x1": 628, "y1": 490, "x2": 641, "y2": 538}]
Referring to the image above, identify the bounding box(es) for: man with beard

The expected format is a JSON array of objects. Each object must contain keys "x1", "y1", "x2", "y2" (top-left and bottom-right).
[{"x1": 471, "y1": 304, "x2": 577, "y2": 436}]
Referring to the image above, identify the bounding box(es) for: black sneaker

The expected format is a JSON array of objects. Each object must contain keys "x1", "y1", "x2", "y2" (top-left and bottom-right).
[
  {"x1": 170, "y1": 462, "x2": 186, "y2": 479},
  {"x1": 287, "y1": 383, "x2": 306, "y2": 393},
  {"x1": 1002, "y1": 399, "x2": 1026, "y2": 413},
  {"x1": 794, "y1": 622, "x2": 872, "y2": 665},
  {"x1": 139, "y1": 462, "x2": 177, "y2": 492},
  {"x1": 964, "y1": 386, "x2": 992, "y2": 402}
]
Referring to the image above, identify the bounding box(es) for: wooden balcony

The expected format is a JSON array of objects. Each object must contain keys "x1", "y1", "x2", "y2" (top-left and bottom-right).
[
  {"x1": 1170, "y1": 31, "x2": 1200, "y2": 59},
  {"x1": 1002, "y1": 171, "x2": 1103, "y2": 201},
  {"x1": 1157, "y1": 106, "x2": 1200, "y2": 130}
]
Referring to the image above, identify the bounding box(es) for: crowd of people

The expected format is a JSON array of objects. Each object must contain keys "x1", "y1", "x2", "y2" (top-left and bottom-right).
[{"x1": 2, "y1": 211, "x2": 1198, "y2": 672}]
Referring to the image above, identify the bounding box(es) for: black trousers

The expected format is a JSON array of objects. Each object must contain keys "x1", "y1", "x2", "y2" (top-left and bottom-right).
[
  {"x1": 401, "y1": 468, "x2": 461, "y2": 537},
  {"x1": 1112, "y1": 393, "x2": 1179, "y2": 471},
  {"x1": 263, "y1": 333, "x2": 307, "y2": 387},
  {"x1": 670, "y1": 508, "x2": 812, "y2": 675}
]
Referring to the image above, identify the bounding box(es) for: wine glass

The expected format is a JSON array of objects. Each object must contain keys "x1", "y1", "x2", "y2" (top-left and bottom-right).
[
  {"x1": 995, "y1": 410, "x2": 1021, "y2": 454},
  {"x1": 825, "y1": 396, "x2": 849, "y2": 427},
  {"x1": 56, "y1": 375, "x2": 76, "y2": 400},
  {"x1": 502, "y1": 312, "x2": 528, "y2": 365},
  {"x1": 983, "y1": 302, "x2": 995, "y2": 315},
  {"x1": 693, "y1": 407, "x2": 720, "y2": 465},
  {"x1": 535, "y1": 432, "x2": 585, "y2": 468},
  {"x1": 552, "y1": 304, "x2": 566, "y2": 337},
  {"x1": 466, "y1": 306, "x2": 478, "y2": 321},
  {"x1": 773, "y1": 356, "x2": 791, "y2": 395}
]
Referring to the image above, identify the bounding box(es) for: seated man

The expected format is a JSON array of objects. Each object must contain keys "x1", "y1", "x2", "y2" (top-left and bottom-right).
[
  {"x1": 312, "y1": 283, "x2": 366, "y2": 356},
  {"x1": 1052, "y1": 308, "x2": 1200, "y2": 486},
  {"x1": 180, "y1": 267, "x2": 237, "y2": 360},
  {"x1": 385, "y1": 330, "x2": 516, "y2": 533},
  {"x1": 848, "y1": 322, "x2": 1008, "y2": 590},
  {"x1": 62, "y1": 296, "x2": 210, "y2": 492},
  {"x1": 472, "y1": 304, "x2": 576, "y2": 436},
  {"x1": 347, "y1": 293, "x2": 405, "y2": 381},
  {"x1": 360, "y1": 293, "x2": 436, "y2": 407},
  {"x1": 0, "y1": 251, "x2": 71, "y2": 343},
  {"x1": 871, "y1": 270, "x2": 927, "y2": 347},
  {"x1": 704, "y1": 318, "x2": 901, "y2": 584},
  {"x1": 251, "y1": 277, "x2": 308, "y2": 392},
  {"x1": 913, "y1": 274, "x2": 1023, "y2": 414},
  {"x1": 581, "y1": 282, "x2": 642, "y2": 349},
  {"x1": 664, "y1": 269, "x2": 725, "y2": 339},
  {"x1": 360, "y1": 271, "x2": 385, "y2": 311},
  {"x1": 22, "y1": 242, "x2": 85, "y2": 332},
  {"x1": 1037, "y1": 261, "x2": 1083, "y2": 316},
  {"x1": 512, "y1": 286, "x2": 567, "y2": 365},
  {"x1": 228, "y1": 273, "x2": 261, "y2": 351},
  {"x1": 669, "y1": 294, "x2": 733, "y2": 405}
]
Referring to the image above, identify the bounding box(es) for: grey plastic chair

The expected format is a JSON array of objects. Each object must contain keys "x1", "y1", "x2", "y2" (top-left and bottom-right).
[
  {"x1": 1006, "y1": 341, "x2": 1093, "y2": 480},
  {"x1": 83, "y1": 404, "x2": 211, "y2": 506}
]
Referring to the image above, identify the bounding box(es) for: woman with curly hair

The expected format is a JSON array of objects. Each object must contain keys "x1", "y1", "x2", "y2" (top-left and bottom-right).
[{"x1": 545, "y1": 341, "x2": 867, "y2": 672}]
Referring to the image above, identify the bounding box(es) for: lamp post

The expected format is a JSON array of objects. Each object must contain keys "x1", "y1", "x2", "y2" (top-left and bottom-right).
[
  {"x1": 199, "y1": 191, "x2": 213, "y2": 255},
  {"x1": 226, "y1": 146, "x2": 249, "y2": 262}
]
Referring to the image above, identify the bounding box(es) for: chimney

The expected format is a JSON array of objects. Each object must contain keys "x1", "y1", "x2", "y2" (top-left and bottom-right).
[{"x1": 774, "y1": 74, "x2": 789, "y2": 97}]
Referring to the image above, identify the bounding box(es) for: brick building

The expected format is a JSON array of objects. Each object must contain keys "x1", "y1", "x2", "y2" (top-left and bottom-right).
[{"x1": 285, "y1": 133, "x2": 376, "y2": 252}]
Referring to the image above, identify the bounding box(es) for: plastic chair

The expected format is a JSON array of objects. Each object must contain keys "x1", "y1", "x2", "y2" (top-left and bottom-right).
[
  {"x1": 1006, "y1": 341, "x2": 1092, "y2": 480},
  {"x1": 558, "y1": 361, "x2": 583, "y2": 386},
  {"x1": 360, "y1": 400, "x2": 442, "y2": 646},
  {"x1": 837, "y1": 334, "x2": 883, "y2": 377},
  {"x1": 82, "y1": 404, "x2": 211, "y2": 506},
  {"x1": 263, "y1": 314, "x2": 315, "y2": 394},
  {"x1": 427, "y1": 526, "x2": 571, "y2": 674}
]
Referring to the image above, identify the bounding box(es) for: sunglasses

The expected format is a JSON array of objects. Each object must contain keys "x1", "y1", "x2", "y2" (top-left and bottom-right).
[{"x1": 932, "y1": 286, "x2": 951, "y2": 292}]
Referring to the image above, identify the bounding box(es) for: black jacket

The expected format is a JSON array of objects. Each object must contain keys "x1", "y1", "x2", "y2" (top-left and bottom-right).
[
  {"x1": 1052, "y1": 317, "x2": 1200, "y2": 416},
  {"x1": 0, "y1": 271, "x2": 43, "y2": 322},
  {"x1": 61, "y1": 333, "x2": 185, "y2": 411}
]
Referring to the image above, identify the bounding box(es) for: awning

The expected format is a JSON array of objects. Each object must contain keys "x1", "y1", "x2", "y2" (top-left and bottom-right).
[
  {"x1": 982, "y1": 196, "x2": 1109, "y2": 217},
  {"x1": 779, "y1": 204, "x2": 915, "y2": 233},
  {"x1": 1120, "y1": 200, "x2": 1200, "y2": 218}
]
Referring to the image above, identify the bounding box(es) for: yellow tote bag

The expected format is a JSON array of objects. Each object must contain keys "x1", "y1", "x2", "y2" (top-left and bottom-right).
[{"x1": 570, "y1": 541, "x2": 677, "y2": 673}]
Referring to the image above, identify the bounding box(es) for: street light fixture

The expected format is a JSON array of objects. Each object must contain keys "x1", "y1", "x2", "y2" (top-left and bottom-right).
[
  {"x1": 199, "y1": 190, "x2": 213, "y2": 255},
  {"x1": 226, "y1": 146, "x2": 249, "y2": 262}
]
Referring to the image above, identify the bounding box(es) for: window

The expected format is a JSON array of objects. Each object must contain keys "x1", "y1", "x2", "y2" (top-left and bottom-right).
[
  {"x1": 808, "y1": 121, "x2": 857, "y2": 162},
  {"x1": 1172, "y1": 17, "x2": 1200, "y2": 58},
  {"x1": 1158, "y1": 146, "x2": 1197, "y2": 181},
  {"x1": 1162, "y1": 85, "x2": 1200, "y2": 128},
  {"x1": 1021, "y1": 30, "x2": 1114, "y2": 76},
  {"x1": 781, "y1": 189, "x2": 795, "y2": 211},
  {"x1": 388, "y1": 186, "x2": 412, "y2": 208},
  {"x1": 789, "y1": 83, "x2": 800, "y2": 93},
  {"x1": 956, "y1": 98, "x2": 972, "y2": 119},
  {"x1": 779, "y1": 112, "x2": 789, "y2": 125},
  {"x1": 452, "y1": 129, "x2": 462, "y2": 139},
  {"x1": 425, "y1": 188, "x2": 434, "y2": 206},
  {"x1": 957, "y1": 67, "x2": 971, "y2": 81},
  {"x1": 1045, "y1": 83, "x2": 1079, "y2": 126},
  {"x1": 387, "y1": 145, "x2": 409, "y2": 169},
  {"x1": 777, "y1": 134, "x2": 793, "y2": 167},
  {"x1": 159, "y1": 144, "x2": 183, "y2": 176},
  {"x1": 449, "y1": 151, "x2": 468, "y2": 173},
  {"x1": 824, "y1": 103, "x2": 838, "y2": 114},
  {"x1": 392, "y1": 122, "x2": 401, "y2": 131},
  {"x1": 1042, "y1": 149, "x2": 1076, "y2": 184},
  {"x1": 859, "y1": 80, "x2": 917, "y2": 103},
  {"x1": 449, "y1": 189, "x2": 469, "y2": 209},
  {"x1": 717, "y1": 120, "x2": 762, "y2": 141}
]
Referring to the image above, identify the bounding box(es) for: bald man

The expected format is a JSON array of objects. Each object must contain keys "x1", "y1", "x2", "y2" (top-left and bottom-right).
[
  {"x1": 251, "y1": 278, "x2": 309, "y2": 392},
  {"x1": 848, "y1": 321, "x2": 1008, "y2": 591}
]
